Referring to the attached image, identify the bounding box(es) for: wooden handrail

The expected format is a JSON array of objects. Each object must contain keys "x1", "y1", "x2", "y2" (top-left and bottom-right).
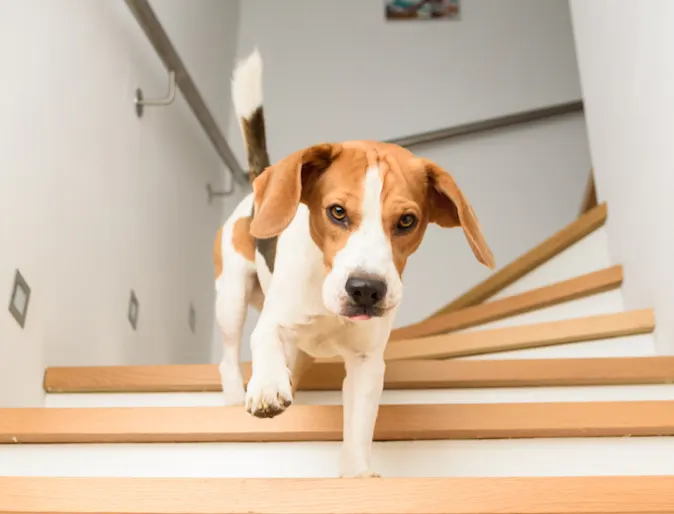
[
  {"x1": 3, "y1": 476, "x2": 674, "y2": 514},
  {"x1": 124, "y1": 0, "x2": 248, "y2": 186},
  {"x1": 43, "y1": 356, "x2": 674, "y2": 393}
]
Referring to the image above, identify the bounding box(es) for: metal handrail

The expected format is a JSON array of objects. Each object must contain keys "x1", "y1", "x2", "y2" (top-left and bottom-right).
[
  {"x1": 388, "y1": 100, "x2": 584, "y2": 147},
  {"x1": 125, "y1": 0, "x2": 248, "y2": 191},
  {"x1": 125, "y1": 0, "x2": 583, "y2": 196}
]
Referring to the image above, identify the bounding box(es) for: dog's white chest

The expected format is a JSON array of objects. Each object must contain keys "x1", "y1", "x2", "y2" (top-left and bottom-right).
[{"x1": 279, "y1": 315, "x2": 389, "y2": 358}]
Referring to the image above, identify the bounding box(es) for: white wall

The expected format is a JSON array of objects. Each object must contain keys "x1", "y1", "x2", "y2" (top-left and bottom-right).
[
  {"x1": 0, "y1": 0, "x2": 240, "y2": 406},
  {"x1": 212, "y1": 0, "x2": 590, "y2": 362},
  {"x1": 569, "y1": 1, "x2": 674, "y2": 353}
]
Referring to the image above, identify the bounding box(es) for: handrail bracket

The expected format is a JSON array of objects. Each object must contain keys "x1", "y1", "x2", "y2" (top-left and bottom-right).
[
  {"x1": 135, "y1": 70, "x2": 176, "y2": 118},
  {"x1": 207, "y1": 183, "x2": 236, "y2": 203}
]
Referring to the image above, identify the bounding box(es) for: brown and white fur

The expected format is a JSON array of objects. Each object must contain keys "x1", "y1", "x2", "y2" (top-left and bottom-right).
[{"x1": 214, "y1": 49, "x2": 495, "y2": 478}]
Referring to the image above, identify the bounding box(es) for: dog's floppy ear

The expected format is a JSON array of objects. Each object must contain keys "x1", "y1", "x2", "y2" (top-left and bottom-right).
[
  {"x1": 421, "y1": 159, "x2": 495, "y2": 269},
  {"x1": 249, "y1": 143, "x2": 341, "y2": 239}
]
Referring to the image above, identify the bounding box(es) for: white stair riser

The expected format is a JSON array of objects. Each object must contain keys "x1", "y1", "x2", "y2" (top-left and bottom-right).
[
  {"x1": 44, "y1": 382, "x2": 674, "y2": 408},
  {"x1": 460, "y1": 290, "x2": 624, "y2": 333},
  {"x1": 2, "y1": 437, "x2": 674, "y2": 478},
  {"x1": 463, "y1": 333, "x2": 655, "y2": 360},
  {"x1": 491, "y1": 227, "x2": 613, "y2": 300}
]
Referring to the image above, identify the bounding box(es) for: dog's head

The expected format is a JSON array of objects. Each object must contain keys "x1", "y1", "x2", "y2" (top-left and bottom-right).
[{"x1": 249, "y1": 141, "x2": 495, "y2": 321}]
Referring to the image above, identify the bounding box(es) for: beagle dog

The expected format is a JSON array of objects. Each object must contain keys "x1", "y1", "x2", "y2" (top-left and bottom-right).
[{"x1": 214, "y1": 49, "x2": 495, "y2": 478}]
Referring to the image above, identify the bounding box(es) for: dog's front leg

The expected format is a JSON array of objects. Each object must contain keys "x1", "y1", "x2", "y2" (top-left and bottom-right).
[
  {"x1": 340, "y1": 351, "x2": 385, "y2": 478},
  {"x1": 245, "y1": 317, "x2": 293, "y2": 418}
]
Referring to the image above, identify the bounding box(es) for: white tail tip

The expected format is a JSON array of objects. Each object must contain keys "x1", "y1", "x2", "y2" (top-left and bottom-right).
[{"x1": 231, "y1": 48, "x2": 263, "y2": 119}]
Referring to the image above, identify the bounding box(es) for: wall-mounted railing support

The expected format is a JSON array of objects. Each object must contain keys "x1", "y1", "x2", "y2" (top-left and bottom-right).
[
  {"x1": 206, "y1": 183, "x2": 235, "y2": 203},
  {"x1": 135, "y1": 70, "x2": 176, "y2": 118}
]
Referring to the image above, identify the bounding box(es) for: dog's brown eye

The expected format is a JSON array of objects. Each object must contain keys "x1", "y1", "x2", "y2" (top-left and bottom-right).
[
  {"x1": 328, "y1": 204, "x2": 348, "y2": 223},
  {"x1": 397, "y1": 213, "x2": 417, "y2": 232}
]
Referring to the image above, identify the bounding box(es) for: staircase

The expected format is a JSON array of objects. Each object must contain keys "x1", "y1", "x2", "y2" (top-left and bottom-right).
[{"x1": 4, "y1": 202, "x2": 674, "y2": 513}]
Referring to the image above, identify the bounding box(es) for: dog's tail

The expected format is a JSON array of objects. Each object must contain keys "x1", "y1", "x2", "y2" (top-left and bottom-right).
[{"x1": 231, "y1": 48, "x2": 270, "y2": 184}]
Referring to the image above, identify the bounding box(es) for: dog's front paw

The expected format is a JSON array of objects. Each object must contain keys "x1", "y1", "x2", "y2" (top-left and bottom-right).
[
  {"x1": 356, "y1": 471, "x2": 381, "y2": 478},
  {"x1": 245, "y1": 366, "x2": 293, "y2": 418}
]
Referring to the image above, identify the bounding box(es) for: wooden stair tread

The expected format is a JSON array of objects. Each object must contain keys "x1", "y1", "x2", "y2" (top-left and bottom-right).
[
  {"x1": 3, "y1": 476, "x2": 674, "y2": 514},
  {"x1": 5, "y1": 400, "x2": 674, "y2": 443},
  {"x1": 44, "y1": 356, "x2": 674, "y2": 393},
  {"x1": 429, "y1": 202, "x2": 608, "y2": 318},
  {"x1": 391, "y1": 265, "x2": 623, "y2": 341},
  {"x1": 380, "y1": 309, "x2": 654, "y2": 361}
]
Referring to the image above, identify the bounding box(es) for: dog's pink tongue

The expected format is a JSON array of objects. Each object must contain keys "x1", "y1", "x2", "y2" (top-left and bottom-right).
[{"x1": 349, "y1": 314, "x2": 372, "y2": 321}]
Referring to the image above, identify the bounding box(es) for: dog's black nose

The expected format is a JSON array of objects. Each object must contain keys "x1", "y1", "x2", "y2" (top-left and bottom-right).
[{"x1": 345, "y1": 277, "x2": 387, "y2": 307}]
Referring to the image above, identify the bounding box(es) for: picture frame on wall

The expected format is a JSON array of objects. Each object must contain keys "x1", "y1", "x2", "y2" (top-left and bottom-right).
[{"x1": 385, "y1": 0, "x2": 460, "y2": 21}]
